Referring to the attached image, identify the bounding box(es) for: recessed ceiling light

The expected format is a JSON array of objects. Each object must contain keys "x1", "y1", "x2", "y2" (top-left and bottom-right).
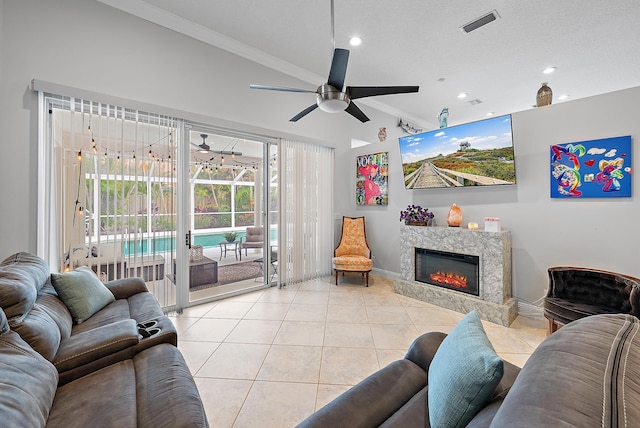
[
  {"x1": 486, "y1": 112, "x2": 494, "y2": 117},
  {"x1": 458, "y1": 92, "x2": 468, "y2": 99},
  {"x1": 558, "y1": 94, "x2": 569, "y2": 100},
  {"x1": 543, "y1": 67, "x2": 557, "y2": 74},
  {"x1": 349, "y1": 36, "x2": 362, "y2": 46}
]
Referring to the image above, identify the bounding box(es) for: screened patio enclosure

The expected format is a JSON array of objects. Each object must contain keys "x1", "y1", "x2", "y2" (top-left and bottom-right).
[{"x1": 43, "y1": 97, "x2": 277, "y2": 312}]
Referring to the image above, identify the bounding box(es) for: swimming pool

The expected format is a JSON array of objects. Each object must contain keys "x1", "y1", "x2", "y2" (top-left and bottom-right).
[{"x1": 121, "y1": 229, "x2": 277, "y2": 256}]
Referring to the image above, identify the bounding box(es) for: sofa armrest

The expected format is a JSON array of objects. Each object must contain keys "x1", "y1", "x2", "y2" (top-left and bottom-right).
[
  {"x1": 404, "y1": 331, "x2": 447, "y2": 373},
  {"x1": 104, "y1": 277, "x2": 148, "y2": 299},
  {"x1": 53, "y1": 319, "x2": 138, "y2": 373},
  {"x1": 297, "y1": 359, "x2": 427, "y2": 428}
]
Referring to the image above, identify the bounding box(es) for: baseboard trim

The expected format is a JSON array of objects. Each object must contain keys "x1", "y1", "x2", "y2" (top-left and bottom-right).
[{"x1": 517, "y1": 299, "x2": 544, "y2": 319}]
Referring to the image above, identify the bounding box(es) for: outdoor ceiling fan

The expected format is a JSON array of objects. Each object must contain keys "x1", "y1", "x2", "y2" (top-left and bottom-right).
[
  {"x1": 191, "y1": 134, "x2": 242, "y2": 156},
  {"x1": 249, "y1": 0, "x2": 419, "y2": 123}
]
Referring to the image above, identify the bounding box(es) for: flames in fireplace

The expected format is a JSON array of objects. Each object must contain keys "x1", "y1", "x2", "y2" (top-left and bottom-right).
[
  {"x1": 415, "y1": 248, "x2": 480, "y2": 296},
  {"x1": 429, "y1": 271, "x2": 467, "y2": 289}
]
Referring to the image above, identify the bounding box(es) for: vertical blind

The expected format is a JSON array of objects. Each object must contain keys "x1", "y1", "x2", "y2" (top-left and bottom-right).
[
  {"x1": 47, "y1": 96, "x2": 179, "y2": 309},
  {"x1": 278, "y1": 139, "x2": 334, "y2": 286}
]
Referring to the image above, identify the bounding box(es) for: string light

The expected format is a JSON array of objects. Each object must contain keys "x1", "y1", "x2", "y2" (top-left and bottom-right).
[{"x1": 77, "y1": 151, "x2": 82, "y2": 161}]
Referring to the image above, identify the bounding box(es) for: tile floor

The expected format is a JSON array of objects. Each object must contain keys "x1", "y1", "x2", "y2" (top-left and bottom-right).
[{"x1": 171, "y1": 273, "x2": 548, "y2": 428}]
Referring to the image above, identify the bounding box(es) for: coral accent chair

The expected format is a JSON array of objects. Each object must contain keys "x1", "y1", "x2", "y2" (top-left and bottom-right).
[{"x1": 332, "y1": 216, "x2": 373, "y2": 287}]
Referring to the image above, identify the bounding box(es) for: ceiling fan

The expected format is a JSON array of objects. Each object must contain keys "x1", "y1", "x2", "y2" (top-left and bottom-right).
[
  {"x1": 249, "y1": 0, "x2": 419, "y2": 123},
  {"x1": 191, "y1": 134, "x2": 242, "y2": 156}
]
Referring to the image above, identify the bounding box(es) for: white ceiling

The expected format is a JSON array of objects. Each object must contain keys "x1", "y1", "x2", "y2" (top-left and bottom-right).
[{"x1": 100, "y1": 0, "x2": 640, "y2": 129}]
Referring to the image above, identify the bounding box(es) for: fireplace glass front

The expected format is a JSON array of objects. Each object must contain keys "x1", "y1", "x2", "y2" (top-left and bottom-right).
[{"x1": 415, "y1": 248, "x2": 480, "y2": 296}]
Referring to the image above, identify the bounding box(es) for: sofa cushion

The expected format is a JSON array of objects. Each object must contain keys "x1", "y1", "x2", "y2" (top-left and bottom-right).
[
  {"x1": 0, "y1": 307, "x2": 59, "y2": 428},
  {"x1": 51, "y1": 267, "x2": 115, "y2": 324},
  {"x1": 332, "y1": 255, "x2": 373, "y2": 271},
  {"x1": 490, "y1": 313, "x2": 640, "y2": 427},
  {"x1": 428, "y1": 310, "x2": 504, "y2": 428},
  {"x1": 0, "y1": 252, "x2": 50, "y2": 323}
]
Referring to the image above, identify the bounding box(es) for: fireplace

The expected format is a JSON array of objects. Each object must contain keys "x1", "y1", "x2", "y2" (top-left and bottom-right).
[
  {"x1": 395, "y1": 225, "x2": 516, "y2": 326},
  {"x1": 415, "y1": 248, "x2": 479, "y2": 296}
]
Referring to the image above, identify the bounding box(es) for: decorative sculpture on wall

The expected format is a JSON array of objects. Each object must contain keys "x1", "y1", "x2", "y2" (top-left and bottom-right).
[
  {"x1": 378, "y1": 127, "x2": 387, "y2": 142},
  {"x1": 398, "y1": 118, "x2": 423, "y2": 135},
  {"x1": 438, "y1": 107, "x2": 449, "y2": 128}
]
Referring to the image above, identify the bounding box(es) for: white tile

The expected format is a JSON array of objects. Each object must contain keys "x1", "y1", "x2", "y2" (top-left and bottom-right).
[
  {"x1": 225, "y1": 319, "x2": 282, "y2": 344},
  {"x1": 244, "y1": 302, "x2": 290, "y2": 320},
  {"x1": 194, "y1": 378, "x2": 252, "y2": 428},
  {"x1": 233, "y1": 381, "x2": 317, "y2": 428},
  {"x1": 177, "y1": 340, "x2": 220, "y2": 374},
  {"x1": 273, "y1": 321, "x2": 326, "y2": 346},
  {"x1": 324, "y1": 322, "x2": 374, "y2": 348},
  {"x1": 292, "y1": 291, "x2": 330, "y2": 305},
  {"x1": 180, "y1": 318, "x2": 240, "y2": 342},
  {"x1": 196, "y1": 343, "x2": 270, "y2": 380},
  {"x1": 285, "y1": 303, "x2": 327, "y2": 322},
  {"x1": 319, "y1": 347, "x2": 380, "y2": 385},
  {"x1": 202, "y1": 301, "x2": 254, "y2": 319},
  {"x1": 257, "y1": 345, "x2": 322, "y2": 383}
]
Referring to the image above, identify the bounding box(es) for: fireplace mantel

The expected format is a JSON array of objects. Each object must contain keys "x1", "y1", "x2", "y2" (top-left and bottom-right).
[{"x1": 395, "y1": 225, "x2": 517, "y2": 326}]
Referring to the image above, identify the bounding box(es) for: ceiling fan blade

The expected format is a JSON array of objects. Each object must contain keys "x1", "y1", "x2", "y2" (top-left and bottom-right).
[
  {"x1": 347, "y1": 86, "x2": 419, "y2": 100},
  {"x1": 207, "y1": 150, "x2": 243, "y2": 160},
  {"x1": 250, "y1": 84, "x2": 316, "y2": 93},
  {"x1": 327, "y1": 48, "x2": 349, "y2": 90},
  {"x1": 345, "y1": 101, "x2": 370, "y2": 123},
  {"x1": 290, "y1": 104, "x2": 319, "y2": 122}
]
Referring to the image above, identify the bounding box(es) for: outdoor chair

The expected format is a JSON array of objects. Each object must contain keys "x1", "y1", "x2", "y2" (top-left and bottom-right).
[
  {"x1": 332, "y1": 216, "x2": 373, "y2": 287},
  {"x1": 254, "y1": 252, "x2": 278, "y2": 282},
  {"x1": 240, "y1": 226, "x2": 264, "y2": 260}
]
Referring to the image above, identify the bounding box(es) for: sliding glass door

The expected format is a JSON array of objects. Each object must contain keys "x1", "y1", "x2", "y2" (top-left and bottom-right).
[
  {"x1": 39, "y1": 95, "x2": 278, "y2": 313},
  {"x1": 182, "y1": 125, "x2": 278, "y2": 305}
]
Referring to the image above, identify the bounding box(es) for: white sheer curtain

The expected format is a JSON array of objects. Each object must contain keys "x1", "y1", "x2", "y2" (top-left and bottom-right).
[{"x1": 278, "y1": 139, "x2": 334, "y2": 286}]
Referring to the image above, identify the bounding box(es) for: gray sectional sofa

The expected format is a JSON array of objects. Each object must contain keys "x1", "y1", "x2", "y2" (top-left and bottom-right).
[
  {"x1": 0, "y1": 252, "x2": 208, "y2": 427},
  {"x1": 298, "y1": 313, "x2": 640, "y2": 427}
]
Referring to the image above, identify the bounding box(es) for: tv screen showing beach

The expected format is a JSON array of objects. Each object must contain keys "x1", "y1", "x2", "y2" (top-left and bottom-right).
[{"x1": 399, "y1": 114, "x2": 516, "y2": 189}]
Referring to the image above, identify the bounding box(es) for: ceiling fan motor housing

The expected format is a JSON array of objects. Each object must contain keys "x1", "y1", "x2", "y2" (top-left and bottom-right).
[{"x1": 316, "y1": 83, "x2": 350, "y2": 113}]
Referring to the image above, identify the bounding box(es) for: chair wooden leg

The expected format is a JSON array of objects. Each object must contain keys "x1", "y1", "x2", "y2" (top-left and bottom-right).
[
  {"x1": 544, "y1": 314, "x2": 558, "y2": 334},
  {"x1": 365, "y1": 271, "x2": 369, "y2": 287},
  {"x1": 335, "y1": 270, "x2": 338, "y2": 285}
]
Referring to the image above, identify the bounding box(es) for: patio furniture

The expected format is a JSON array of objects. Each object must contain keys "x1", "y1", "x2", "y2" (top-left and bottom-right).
[
  {"x1": 173, "y1": 256, "x2": 219, "y2": 289},
  {"x1": 254, "y1": 252, "x2": 278, "y2": 282},
  {"x1": 219, "y1": 241, "x2": 239, "y2": 260},
  {"x1": 240, "y1": 226, "x2": 264, "y2": 260}
]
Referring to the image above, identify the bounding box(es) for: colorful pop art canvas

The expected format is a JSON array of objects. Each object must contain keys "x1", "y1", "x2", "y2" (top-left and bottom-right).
[
  {"x1": 356, "y1": 152, "x2": 388, "y2": 205},
  {"x1": 550, "y1": 135, "x2": 632, "y2": 198}
]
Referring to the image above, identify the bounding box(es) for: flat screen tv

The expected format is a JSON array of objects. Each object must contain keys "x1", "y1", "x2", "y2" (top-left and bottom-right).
[{"x1": 398, "y1": 114, "x2": 516, "y2": 189}]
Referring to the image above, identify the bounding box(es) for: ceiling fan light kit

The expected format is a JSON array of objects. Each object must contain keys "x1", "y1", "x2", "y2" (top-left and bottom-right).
[{"x1": 249, "y1": 0, "x2": 419, "y2": 123}]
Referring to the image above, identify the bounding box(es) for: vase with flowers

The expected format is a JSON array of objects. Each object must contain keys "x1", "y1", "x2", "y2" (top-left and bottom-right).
[{"x1": 400, "y1": 204, "x2": 435, "y2": 226}]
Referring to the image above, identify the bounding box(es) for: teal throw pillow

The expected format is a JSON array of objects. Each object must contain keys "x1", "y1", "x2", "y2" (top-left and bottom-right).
[
  {"x1": 50, "y1": 267, "x2": 115, "y2": 324},
  {"x1": 428, "y1": 310, "x2": 504, "y2": 428}
]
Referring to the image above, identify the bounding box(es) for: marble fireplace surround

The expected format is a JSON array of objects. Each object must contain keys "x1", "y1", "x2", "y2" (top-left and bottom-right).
[{"x1": 394, "y1": 225, "x2": 517, "y2": 326}]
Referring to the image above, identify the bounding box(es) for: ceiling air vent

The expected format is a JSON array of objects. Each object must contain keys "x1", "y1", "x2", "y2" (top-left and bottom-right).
[
  {"x1": 468, "y1": 99, "x2": 483, "y2": 106},
  {"x1": 461, "y1": 10, "x2": 500, "y2": 34}
]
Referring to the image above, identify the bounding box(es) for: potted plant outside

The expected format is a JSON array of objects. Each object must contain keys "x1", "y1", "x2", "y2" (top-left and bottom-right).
[{"x1": 223, "y1": 231, "x2": 237, "y2": 243}]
